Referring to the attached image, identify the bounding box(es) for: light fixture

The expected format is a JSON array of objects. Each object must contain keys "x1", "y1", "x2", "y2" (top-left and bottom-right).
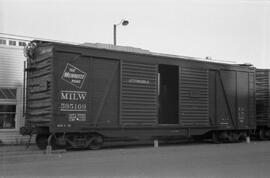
[{"x1": 113, "y1": 19, "x2": 129, "y2": 45}]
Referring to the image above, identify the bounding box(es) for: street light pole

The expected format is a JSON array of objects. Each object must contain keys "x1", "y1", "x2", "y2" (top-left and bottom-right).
[
  {"x1": 113, "y1": 19, "x2": 129, "y2": 45},
  {"x1": 113, "y1": 24, "x2": 117, "y2": 45}
]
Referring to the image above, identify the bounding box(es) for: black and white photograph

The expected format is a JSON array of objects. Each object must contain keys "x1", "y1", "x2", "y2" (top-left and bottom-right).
[{"x1": 0, "y1": 0, "x2": 270, "y2": 177}]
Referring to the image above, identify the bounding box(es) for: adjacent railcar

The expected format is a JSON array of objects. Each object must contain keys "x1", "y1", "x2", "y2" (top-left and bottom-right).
[
  {"x1": 22, "y1": 41, "x2": 256, "y2": 149},
  {"x1": 255, "y1": 69, "x2": 270, "y2": 139}
]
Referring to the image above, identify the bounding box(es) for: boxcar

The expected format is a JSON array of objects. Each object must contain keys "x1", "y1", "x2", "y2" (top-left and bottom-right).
[
  {"x1": 21, "y1": 41, "x2": 256, "y2": 149},
  {"x1": 255, "y1": 69, "x2": 270, "y2": 139}
]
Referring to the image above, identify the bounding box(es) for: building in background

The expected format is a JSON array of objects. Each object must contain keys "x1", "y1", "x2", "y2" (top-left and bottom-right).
[
  {"x1": 0, "y1": 34, "x2": 32, "y2": 144},
  {"x1": 0, "y1": 33, "x2": 78, "y2": 144}
]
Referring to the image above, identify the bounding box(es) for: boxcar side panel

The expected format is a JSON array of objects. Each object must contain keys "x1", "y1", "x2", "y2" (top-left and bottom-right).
[
  {"x1": 220, "y1": 70, "x2": 237, "y2": 128},
  {"x1": 120, "y1": 61, "x2": 158, "y2": 126},
  {"x1": 51, "y1": 51, "x2": 120, "y2": 132},
  {"x1": 179, "y1": 67, "x2": 210, "y2": 127},
  {"x1": 237, "y1": 71, "x2": 250, "y2": 129},
  {"x1": 209, "y1": 69, "x2": 255, "y2": 130},
  {"x1": 209, "y1": 70, "x2": 217, "y2": 126},
  {"x1": 215, "y1": 70, "x2": 235, "y2": 129},
  {"x1": 52, "y1": 52, "x2": 90, "y2": 132},
  {"x1": 248, "y1": 72, "x2": 256, "y2": 128},
  {"x1": 90, "y1": 58, "x2": 119, "y2": 127}
]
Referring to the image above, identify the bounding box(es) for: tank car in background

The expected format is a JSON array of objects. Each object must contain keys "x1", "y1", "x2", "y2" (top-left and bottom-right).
[{"x1": 21, "y1": 41, "x2": 256, "y2": 150}]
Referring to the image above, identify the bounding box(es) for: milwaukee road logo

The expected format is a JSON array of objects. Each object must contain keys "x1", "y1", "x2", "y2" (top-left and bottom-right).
[{"x1": 61, "y1": 63, "x2": 87, "y2": 89}]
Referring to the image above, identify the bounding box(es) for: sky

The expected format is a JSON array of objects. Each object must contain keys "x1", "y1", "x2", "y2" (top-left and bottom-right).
[{"x1": 0, "y1": 0, "x2": 269, "y2": 68}]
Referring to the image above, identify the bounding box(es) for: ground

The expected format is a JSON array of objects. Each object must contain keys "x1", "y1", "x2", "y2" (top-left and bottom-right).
[{"x1": 1, "y1": 141, "x2": 270, "y2": 178}]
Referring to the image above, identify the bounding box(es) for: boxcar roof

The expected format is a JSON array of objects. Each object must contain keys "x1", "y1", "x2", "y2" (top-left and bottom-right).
[
  {"x1": 81, "y1": 42, "x2": 241, "y2": 65},
  {"x1": 33, "y1": 40, "x2": 254, "y2": 68}
]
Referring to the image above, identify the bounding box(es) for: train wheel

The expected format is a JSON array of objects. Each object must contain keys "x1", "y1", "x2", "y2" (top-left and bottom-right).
[
  {"x1": 88, "y1": 135, "x2": 104, "y2": 150},
  {"x1": 227, "y1": 132, "x2": 234, "y2": 143},
  {"x1": 259, "y1": 129, "x2": 266, "y2": 140},
  {"x1": 228, "y1": 132, "x2": 240, "y2": 143},
  {"x1": 36, "y1": 134, "x2": 49, "y2": 150},
  {"x1": 265, "y1": 130, "x2": 270, "y2": 140},
  {"x1": 65, "y1": 141, "x2": 73, "y2": 151},
  {"x1": 238, "y1": 132, "x2": 247, "y2": 142},
  {"x1": 48, "y1": 134, "x2": 62, "y2": 150},
  {"x1": 212, "y1": 132, "x2": 220, "y2": 144}
]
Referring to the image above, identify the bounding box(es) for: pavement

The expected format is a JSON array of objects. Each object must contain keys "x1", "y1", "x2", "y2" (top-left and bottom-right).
[
  {"x1": 1, "y1": 141, "x2": 270, "y2": 177},
  {"x1": 0, "y1": 144, "x2": 41, "y2": 156}
]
